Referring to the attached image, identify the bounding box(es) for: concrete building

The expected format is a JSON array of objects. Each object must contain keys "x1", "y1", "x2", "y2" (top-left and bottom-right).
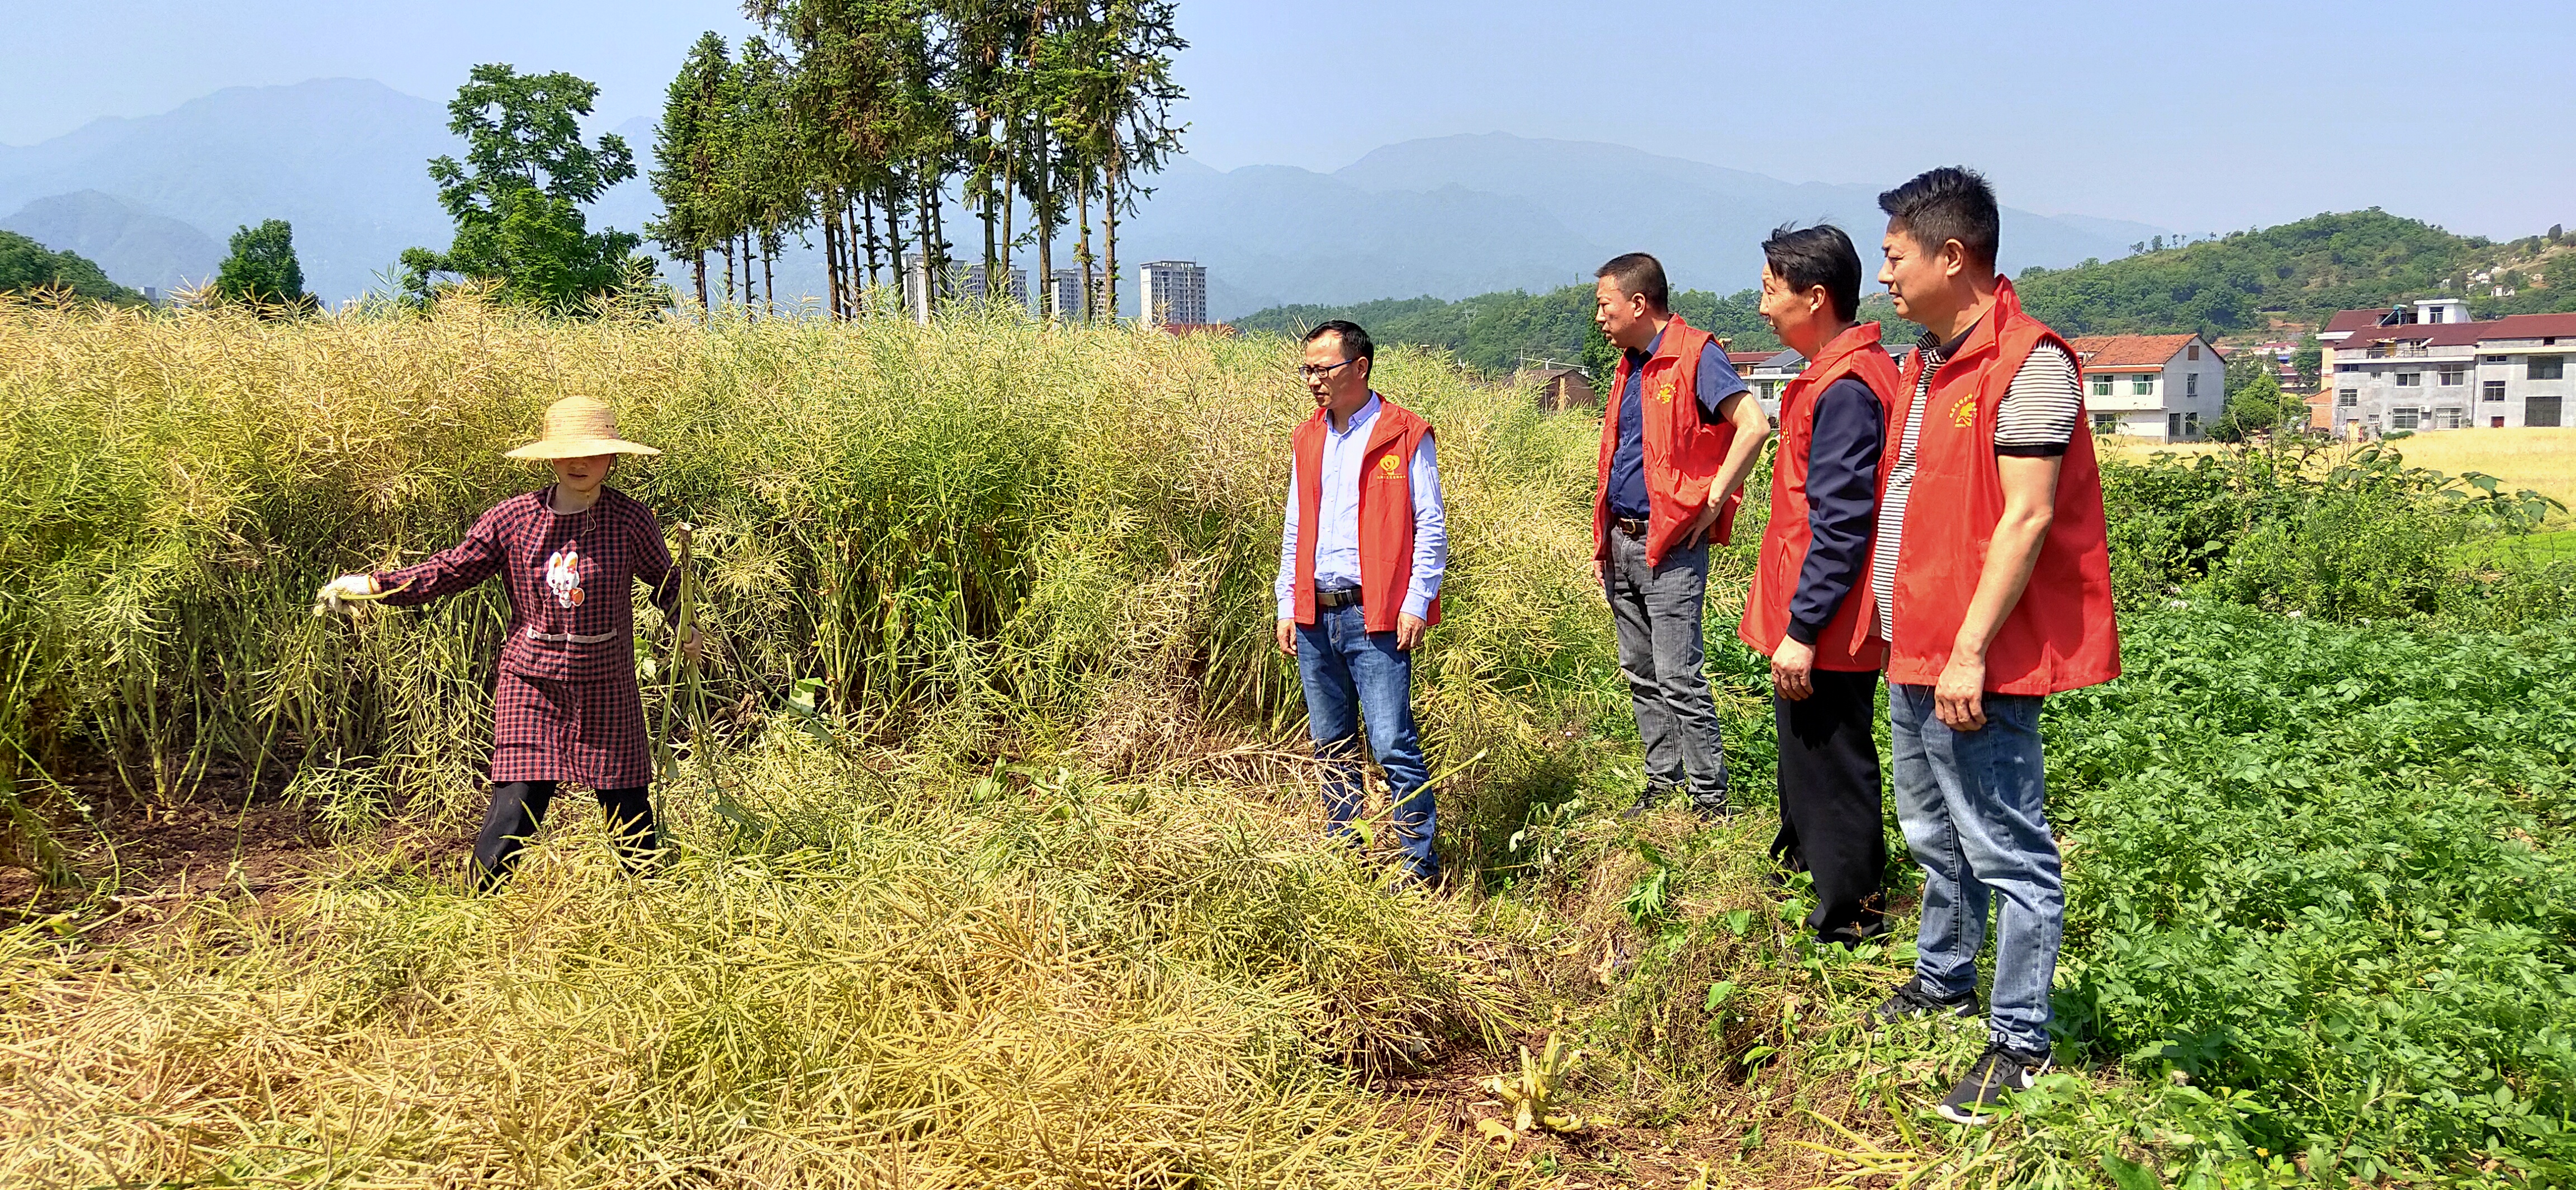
[
  {"x1": 1138, "y1": 260, "x2": 1208, "y2": 327},
  {"x1": 2319, "y1": 298, "x2": 2576, "y2": 435},
  {"x1": 2067, "y1": 333, "x2": 2227, "y2": 441},
  {"x1": 902, "y1": 254, "x2": 1027, "y2": 321},
  {"x1": 1044, "y1": 268, "x2": 1111, "y2": 320}
]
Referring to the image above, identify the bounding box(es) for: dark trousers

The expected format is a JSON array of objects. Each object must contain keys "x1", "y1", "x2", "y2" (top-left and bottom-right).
[
  {"x1": 1770, "y1": 668, "x2": 1887, "y2": 943},
  {"x1": 472, "y1": 780, "x2": 657, "y2": 891}
]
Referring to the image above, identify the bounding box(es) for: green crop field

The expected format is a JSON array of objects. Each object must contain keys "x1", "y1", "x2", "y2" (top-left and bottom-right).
[{"x1": 4, "y1": 297, "x2": 2575, "y2": 1187}]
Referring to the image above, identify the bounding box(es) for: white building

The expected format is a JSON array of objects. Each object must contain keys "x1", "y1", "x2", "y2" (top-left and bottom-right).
[
  {"x1": 902, "y1": 254, "x2": 1029, "y2": 322},
  {"x1": 2067, "y1": 333, "x2": 2227, "y2": 441},
  {"x1": 1138, "y1": 259, "x2": 1208, "y2": 327},
  {"x1": 1044, "y1": 268, "x2": 1110, "y2": 320},
  {"x1": 2319, "y1": 299, "x2": 2575, "y2": 435}
]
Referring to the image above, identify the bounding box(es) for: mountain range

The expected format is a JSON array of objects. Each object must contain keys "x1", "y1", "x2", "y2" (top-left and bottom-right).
[{"x1": 0, "y1": 78, "x2": 2170, "y2": 317}]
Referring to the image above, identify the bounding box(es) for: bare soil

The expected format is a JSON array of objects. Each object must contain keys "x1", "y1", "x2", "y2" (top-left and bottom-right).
[{"x1": 0, "y1": 763, "x2": 473, "y2": 943}]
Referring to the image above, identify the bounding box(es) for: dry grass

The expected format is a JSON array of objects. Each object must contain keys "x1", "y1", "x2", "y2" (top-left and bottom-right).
[{"x1": 1, "y1": 728, "x2": 1522, "y2": 1187}]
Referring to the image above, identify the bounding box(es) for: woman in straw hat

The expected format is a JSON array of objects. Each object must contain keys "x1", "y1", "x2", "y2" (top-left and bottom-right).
[{"x1": 315, "y1": 395, "x2": 698, "y2": 890}]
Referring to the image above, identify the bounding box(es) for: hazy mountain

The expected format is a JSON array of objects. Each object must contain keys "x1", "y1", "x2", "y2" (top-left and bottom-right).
[
  {"x1": 0, "y1": 190, "x2": 224, "y2": 294},
  {"x1": 0, "y1": 82, "x2": 2171, "y2": 318},
  {"x1": 0, "y1": 79, "x2": 466, "y2": 302},
  {"x1": 1325, "y1": 134, "x2": 2166, "y2": 286}
]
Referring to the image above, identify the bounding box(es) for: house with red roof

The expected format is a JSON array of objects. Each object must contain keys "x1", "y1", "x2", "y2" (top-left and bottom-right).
[
  {"x1": 2319, "y1": 298, "x2": 2576, "y2": 435},
  {"x1": 2065, "y1": 333, "x2": 2227, "y2": 441}
]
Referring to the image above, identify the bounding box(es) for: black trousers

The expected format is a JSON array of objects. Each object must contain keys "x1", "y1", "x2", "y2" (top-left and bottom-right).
[
  {"x1": 472, "y1": 781, "x2": 657, "y2": 891},
  {"x1": 1769, "y1": 669, "x2": 1887, "y2": 943}
]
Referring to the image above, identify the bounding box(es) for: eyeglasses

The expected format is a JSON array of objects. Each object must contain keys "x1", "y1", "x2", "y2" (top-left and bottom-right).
[{"x1": 1298, "y1": 358, "x2": 1360, "y2": 381}]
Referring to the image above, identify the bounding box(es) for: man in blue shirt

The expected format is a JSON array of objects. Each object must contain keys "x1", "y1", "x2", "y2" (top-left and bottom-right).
[
  {"x1": 1590, "y1": 253, "x2": 1773, "y2": 821},
  {"x1": 1274, "y1": 321, "x2": 1448, "y2": 885}
]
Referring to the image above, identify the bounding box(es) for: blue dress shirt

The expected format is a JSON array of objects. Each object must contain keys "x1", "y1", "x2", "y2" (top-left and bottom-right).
[
  {"x1": 1606, "y1": 328, "x2": 1750, "y2": 521},
  {"x1": 1274, "y1": 393, "x2": 1448, "y2": 622}
]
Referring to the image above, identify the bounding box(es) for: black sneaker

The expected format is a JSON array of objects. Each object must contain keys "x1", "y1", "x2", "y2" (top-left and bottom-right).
[
  {"x1": 1619, "y1": 787, "x2": 1668, "y2": 820},
  {"x1": 1936, "y1": 1043, "x2": 2052, "y2": 1125},
  {"x1": 1689, "y1": 796, "x2": 1734, "y2": 824},
  {"x1": 1868, "y1": 975, "x2": 1980, "y2": 1028}
]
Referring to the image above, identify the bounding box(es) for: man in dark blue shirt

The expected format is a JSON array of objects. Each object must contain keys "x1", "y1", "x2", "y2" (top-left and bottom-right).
[
  {"x1": 1741, "y1": 224, "x2": 1892, "y2": 950},
  {"x1": 1590, "y1": 252, "x2": 1773, "y2": 822}
]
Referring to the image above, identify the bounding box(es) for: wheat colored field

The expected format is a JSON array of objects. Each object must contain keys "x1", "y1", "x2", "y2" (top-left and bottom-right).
[{"x1": 2105, "y1": 427, "x2": 2576, "y2": 517}]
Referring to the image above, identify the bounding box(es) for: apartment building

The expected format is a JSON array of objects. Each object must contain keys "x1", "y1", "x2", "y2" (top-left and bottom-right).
[
  {"x1": 2067, "y1": 333, "x2": 2227, "y2": 441},
  {"x1": 2320, "y1": 298, "x2": 2576, "y2": 435},
  {"x1": 1138, "y1": 260, "x2": 1208, "y2": 327},
  {"x1": 1044, "y1": 268, "x2": 1111, "y2": 320},
  {"x1": 901, "y1": 254, "x2": 1027, "y2": 321}
]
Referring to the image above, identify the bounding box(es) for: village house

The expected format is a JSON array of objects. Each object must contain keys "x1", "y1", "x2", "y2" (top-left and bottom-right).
[
  {"x1": 2065, "y1": 333, "x2": 2227, "y2": 441},
  {"x1": 1518, "y1": 365, "x2": 1598, "y2": 412},
  {"x1": 2319, "y1": 298, "x2": 2576, "y2": 435}
]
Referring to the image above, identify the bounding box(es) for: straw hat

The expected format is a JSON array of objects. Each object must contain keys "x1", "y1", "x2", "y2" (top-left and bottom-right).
[{"x1": 503, "y1": 395, "x2": 662, "y2": 459}]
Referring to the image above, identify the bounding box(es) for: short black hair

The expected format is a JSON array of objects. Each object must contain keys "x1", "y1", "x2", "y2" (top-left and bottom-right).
[
  {"x1": 1877, "y1": 166, "x2": 2000, "y2": 272},
  {"x1": 1304, "y1": 319, "x2": 1373, "y2": 366},
  {"x1": 1595, "y1": 252, "x2": 1669, "y2": 312},
  {"x1": 1761, "y1": 224, "x2": 1862, "y2": 322}
]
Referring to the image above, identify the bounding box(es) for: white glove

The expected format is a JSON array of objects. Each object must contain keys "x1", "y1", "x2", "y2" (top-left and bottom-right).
[{"x1": 312, "y1": 574, "x2": 378, "y2": 617}]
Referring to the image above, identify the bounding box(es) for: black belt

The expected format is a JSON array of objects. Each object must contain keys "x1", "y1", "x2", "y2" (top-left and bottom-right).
[
  {"x1": 1613, "y1": 516, "x2": 1649, "y2": 539},
  {"x1": 1314, "y1": 586, "x2": 1362, "y2": 610}
]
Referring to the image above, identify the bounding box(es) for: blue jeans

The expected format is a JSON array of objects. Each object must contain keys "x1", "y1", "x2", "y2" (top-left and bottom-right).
[
  {"x1": 1889, "y1": 683, "x2": 2062, "y2": 1054},
  {"x1": 1296, "y1": 604, "x2": 1436, "y2": 877}
]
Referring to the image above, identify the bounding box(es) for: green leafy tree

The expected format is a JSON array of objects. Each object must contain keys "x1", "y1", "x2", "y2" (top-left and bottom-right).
[
  {"x1": 212, "y1": 219, "x2": 313, "y2": 311},
  {"x1": 647, "y1": 34, "x2": 734, "y2": 311},
  {"x1": 0, "y1": 230, "x2": 144, "y2": 305},
  {"x1": 2210, "y1": 368, "x2": 2307, "y2": 442},
  {"x1": 400, "y1": 64, "x2": 645, "y2": 311}
]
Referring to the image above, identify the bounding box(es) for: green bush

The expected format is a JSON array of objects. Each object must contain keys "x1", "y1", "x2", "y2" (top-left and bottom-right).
[{"x1": 2100, "y1": 441, "x2": 2576, "y2": 627}]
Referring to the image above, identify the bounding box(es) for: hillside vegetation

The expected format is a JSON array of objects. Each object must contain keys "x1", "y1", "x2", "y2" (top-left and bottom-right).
[
  {"x1": 0, "y1": 230, "x2": 144, "y2": 306},
  {"x1": 1235, "y1": 283, "x2": 1791, "y2": 378},
  {"x1": 2016, "y1": 209, "x2": 2576, "y2": 337},
  {"x1": 1244, "y1": 210, "x2": 2576, "y2": 369},
  {"x1": 4, "y1": 300, "x2": 2576, "y2": 1185}
]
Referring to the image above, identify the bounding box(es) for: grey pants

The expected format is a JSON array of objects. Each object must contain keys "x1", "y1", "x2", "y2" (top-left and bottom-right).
[{"x1": 1604, "y1": 529, "x2": 1730, "y2": 810}]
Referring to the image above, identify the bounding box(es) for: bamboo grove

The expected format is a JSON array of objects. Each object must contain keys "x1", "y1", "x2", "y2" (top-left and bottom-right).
[{"x1": 647, "y1": 1, "x2": 1185, "y2": 320}]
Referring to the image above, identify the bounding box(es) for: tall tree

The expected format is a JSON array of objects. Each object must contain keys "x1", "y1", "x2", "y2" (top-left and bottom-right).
[
  {"x1": 212, "y1": 219, "x2": 314, "y2": 311},
  {"x1": 399, "y1": 65, "x2": 645, "y2": 312},
  {"x1": 647, "y1": 33, "x2": 733, "y2": 313}
]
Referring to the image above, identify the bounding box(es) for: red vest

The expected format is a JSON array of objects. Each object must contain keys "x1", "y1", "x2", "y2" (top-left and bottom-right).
[
  {"x1": 1291, "y1": 396, "x2": 1441, "y2": 632},
  {"x1": 1592, "y1": 317, "x2": 1744, "y2": 568},
  {"x1": 1738, "y1": 323, "x2": 1900, "y2": 672},
  {"x1": 1886, "y1": 277, "x2": 2120, "y2": 695}
]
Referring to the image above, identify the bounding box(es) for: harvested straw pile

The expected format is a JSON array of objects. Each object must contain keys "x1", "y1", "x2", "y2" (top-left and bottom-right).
[{"x1": 2, "y1": 730, "x2": 1517, "y2": 1184}]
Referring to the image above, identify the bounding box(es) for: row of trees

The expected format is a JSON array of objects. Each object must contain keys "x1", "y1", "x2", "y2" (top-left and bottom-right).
[{"x1": 646, "y1": 1, "x2": 1185, "y2": 320}]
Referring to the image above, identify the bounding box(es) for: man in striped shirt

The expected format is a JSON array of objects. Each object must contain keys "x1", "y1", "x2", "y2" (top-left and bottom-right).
[{"x1": 1860, "y1": 167, "x2": 2121, "y2": 1127}]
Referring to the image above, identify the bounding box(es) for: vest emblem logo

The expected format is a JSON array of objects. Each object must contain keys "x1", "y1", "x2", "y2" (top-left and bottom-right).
[
  {"x1": 1656, "y1": 379, "x2": 1678, "y2": 404},
  {"x1": 1377, "y1": 454, "x2": 1401, "y2": 475},
  {"x1": 1949, "y1": 391, "x2": 1979, "y2": 428}
]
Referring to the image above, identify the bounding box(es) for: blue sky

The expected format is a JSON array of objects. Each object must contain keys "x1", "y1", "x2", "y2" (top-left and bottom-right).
[{"x1": 9, "y1": 0, "x2": 2570, "y2": 238}]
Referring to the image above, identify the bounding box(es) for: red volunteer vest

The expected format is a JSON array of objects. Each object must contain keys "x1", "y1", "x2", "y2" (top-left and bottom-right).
[
  {"x1": 1291, "y1": 396, "x2": 1441, "y2": 632},
  {"x1": 1886, "y1": 277, "x2": 2120, "y2": 695},
  {"x1": 1738, "y1": 322, "x2": 1900, "y2": 672},
  {"x1": 1592, "y1": 317, "x2": 1744, "y2": 568}
]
